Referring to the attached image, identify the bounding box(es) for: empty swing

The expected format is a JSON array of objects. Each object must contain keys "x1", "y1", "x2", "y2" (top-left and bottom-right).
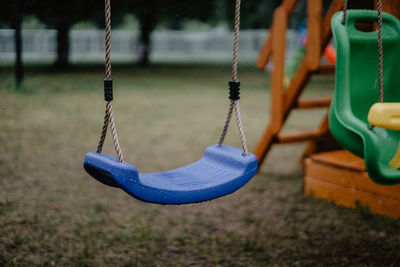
[
  {"x1": 329, "y1": 1, "x2": 400, "y2": 185},
  {"x1": 83, "y1": 0, "x2": 258, "y2": 204}
]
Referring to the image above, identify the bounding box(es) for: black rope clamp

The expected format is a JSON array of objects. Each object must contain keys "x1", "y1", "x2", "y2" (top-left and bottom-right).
[
  {"x1": 104, "y1": 78, "x2": 113, "y2": 101},
  {"x1": 229, "y1": 80, "x2": 240, "y2": 100}
]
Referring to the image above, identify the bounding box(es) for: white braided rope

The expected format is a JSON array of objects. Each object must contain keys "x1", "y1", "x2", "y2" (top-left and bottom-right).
[
  {"x1": 96, "y1": 0, "x2": 124, "y2": 162},
  {"x1": 105, "y1": 0, "x2": 111, "y2": 78},
  {"x1": 234, "y1": 101, "x2": 248, "y2": 156},
  {"x1": 96, "y1": 108, "x2": 109, "y2": 153},
  {"x1": 218, "y1": 0, "x2": 249, "y2": 156},
  {"x1": 218, "y1": 100, "x2": 235, "y2": 146},
  {"x1": 106, "y1": 102, "x2": 124, "y2": 162},
  {"x1": 232, "y1": 0, "x2": 241, "y2": 81},
  {"x1": 377, "y1": 0, "x2": 384, "y2": 103},
  {"x1": 341, "y1": 0, "x2": 348, "y2": 24}
]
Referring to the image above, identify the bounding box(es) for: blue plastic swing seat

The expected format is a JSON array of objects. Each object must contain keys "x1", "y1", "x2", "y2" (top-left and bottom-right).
[{"x1": 83, "y1": 144, "x2": 258, "y2": 204}]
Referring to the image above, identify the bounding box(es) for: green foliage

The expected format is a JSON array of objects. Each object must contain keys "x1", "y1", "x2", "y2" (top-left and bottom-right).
[
  {"x1": 116, "y1": 14, "x2": 140, "y2": 30},
  {"x1": 71, "y1": 21, "x2": 98, "y2": 30},
  {"x1": 224, "y1": 0, "x2": 279, "y2": 29},
  {"x1": 6, "y1": 0, "x2": 287, "y2": 65},
  {"x1": 0, "y1": 0, "x2": 36, "y2": 28},
  {"x1": 181, "y1": 20, "x2": 213, "y2": 31},
  {"x1": 28, "y1": 0, "x2": 102, "y2": 28},
  {"x1": 21, "y1": 16, "x2": 46, "y2": 29}
]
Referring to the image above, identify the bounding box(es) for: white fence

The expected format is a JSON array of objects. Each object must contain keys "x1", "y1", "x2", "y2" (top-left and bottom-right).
[{"x1": 0, "y1": 29, "x2": 298, "y2": 64}]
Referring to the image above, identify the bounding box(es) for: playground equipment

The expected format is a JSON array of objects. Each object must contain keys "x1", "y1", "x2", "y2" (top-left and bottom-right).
[
  {"x1": 329, "y1": 8, "x2": 400, "y2": 185},
  {"x1": 83, "y1": 0, "x2": 257, "y2": 204},
  {"x1": 256, "y1": 0, "x2": 400, "y2": 218},
  {"x1": 255, "y1": 0, "x2": 342, "y2": 166}
]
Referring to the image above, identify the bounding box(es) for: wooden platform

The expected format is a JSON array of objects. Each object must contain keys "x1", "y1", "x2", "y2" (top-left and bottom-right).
[{"x1": 304, "y1": 150, "x2": 400, "y2": 218}]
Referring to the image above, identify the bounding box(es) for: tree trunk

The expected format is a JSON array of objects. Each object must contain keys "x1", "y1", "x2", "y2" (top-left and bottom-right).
[
  {"x1": 55, "y1": 22, "x2": 70, "y2": 68},
  {"x1": 138, "y1": 10, "x2": 156, "y2": 66},
  {"x1": 14, "y1": 0, "x2": 23, "y2": 88}
]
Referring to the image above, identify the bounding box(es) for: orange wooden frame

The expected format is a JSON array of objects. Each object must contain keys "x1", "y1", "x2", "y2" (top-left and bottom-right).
[
  {"x1": 305, "y1": 150, "x2": 400, "y2": 218},
  {"x1": 255, "y1": 0, "x2": 400, "y2": 218},
  {"x1": 254, "y1": 0, "x2": 343, "y2": 167}
]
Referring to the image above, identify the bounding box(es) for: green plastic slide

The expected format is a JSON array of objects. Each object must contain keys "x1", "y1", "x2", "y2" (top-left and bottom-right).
[{"x1": 329, "y1": 10, "x2": 400, "y2": 185}]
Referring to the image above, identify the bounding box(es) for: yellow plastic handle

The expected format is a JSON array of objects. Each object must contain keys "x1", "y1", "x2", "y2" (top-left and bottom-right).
[
  {"x1": 368, "y1": 103, "x2": 400, "y2": 169},
  {"x1": 368, "y1": 103, "x2": 400, "y2": 130},
  {"x1": 390, "y1": 142, "x2": 400, "y2": 169}
]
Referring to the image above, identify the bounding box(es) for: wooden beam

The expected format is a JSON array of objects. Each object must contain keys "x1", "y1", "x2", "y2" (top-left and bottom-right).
[
  {"x1": 281, "y1": 0, "x2": 298, "y2": 11},
  {"x1": 256, "y1": 30, "x2": 273, "y2": 69},
  {"x1": 277, "y1": 129, "x2": 324, "y2": 144},
  {"x1": 295, "y1": 97, "x2": 331, "y2": 109},
  {"x1": 305, "y1": 177, "x2": 400, "y2": 219},
  {"x1": 314, "y1": 64, "x2": 335, "y2": 75},
  {"x1": 282, "y1": 0, "x2": 342, "y2": 120},
  {"x1": 306, "y1": 0, "x2": 322, "y2": 70},
  {"x1": 253, "y1": 0, "x2": 343, "y2": 165},
  {"x1": 270, "y1": 7, "x2": 288, "y2": 133},
  {"x1": 304, "y1": 151, "x2": 400, "y2": 218},
  {"x1": 378, "y1": 0, "x2": 400, "y2": 19},
  {"x1": 256, "y1": 0, "x2": 298, "y2": 69}
]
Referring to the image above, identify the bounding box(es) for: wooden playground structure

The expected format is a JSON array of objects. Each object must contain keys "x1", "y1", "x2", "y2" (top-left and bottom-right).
[{"x1": 255, "y1": 0, "x2": 400, "y2": 218}]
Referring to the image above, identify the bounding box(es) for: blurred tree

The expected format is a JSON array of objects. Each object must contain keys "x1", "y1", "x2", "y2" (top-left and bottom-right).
[
  {"x1": 226, "y1": 0, "x2": 374, "y2": 31},
  {"x1": 0, "y1": 2, "x2": 13, "y2": 27},
  {"x1": 0, "y1": 0, "x2": 31, "y2": 88},
  {"x1": 14, "y1": 0, "x2": 23, "y2": 88},
  {"x1": 29, "y1": 0, "x2": 106, "y2": 67},
  {"x1": 224, "y1": 0, "x2": 281, "y2": 29},
  {"x1": 128, "y1": 0, "x2": 215, "y2": 65}
]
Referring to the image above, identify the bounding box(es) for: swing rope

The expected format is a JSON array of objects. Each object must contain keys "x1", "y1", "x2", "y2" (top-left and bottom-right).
[
  {"x1": 218, "y1": 0, "x2": 249, "y2": 156},
  {"x1": 96, "y1": 0, "x2": 124, "y2": 162},
  {"x1": 341, "y1": 0, "x2": 348, "y2": 24},
  {"x1": 342, "y1": 0, "x2": 384, "y2": 103},
  {"x1": 377, "y1": 0, "x2": 384, "y2": 103},
  {"x1": 96, "y1": 0, "x2": 249, "y2": 161}
]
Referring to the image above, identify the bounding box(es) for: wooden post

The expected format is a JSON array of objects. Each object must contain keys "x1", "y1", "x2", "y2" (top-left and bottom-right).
[
  {"x1": 379, "y1": 0, "x2": 400, "y2": 19},
  {"x1": 306, "y1": 0, "x2": 322, "y2": 70},
  {"x1": 270, "y1": 7, "x2": 288, "y2": 133},
  {"x1": 305, "y1": 150, "x2": 400, "y2": 218},
  {"x1": 256, "y1": 0, "x2": 298, "y2": 70},
  {"x1": 254, "y1": 0, "x2": 343, "y2": 166}
]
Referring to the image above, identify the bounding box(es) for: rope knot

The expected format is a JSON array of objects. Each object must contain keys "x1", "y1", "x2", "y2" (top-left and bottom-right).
[
  {"x1": 229, "y1": 80, "x2": 240, "y2": 100},
  {"x1": 104, "y1": 78, "x2": 113, "y2": 101}
]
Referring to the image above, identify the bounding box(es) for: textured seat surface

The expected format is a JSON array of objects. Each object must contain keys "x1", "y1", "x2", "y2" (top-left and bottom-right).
[
  {"x1": 83, "y1": 144, "x2": 258, "y2": 204},
  {"x1": 329, "y1": 10, "x2": 400, "y2": 184}
]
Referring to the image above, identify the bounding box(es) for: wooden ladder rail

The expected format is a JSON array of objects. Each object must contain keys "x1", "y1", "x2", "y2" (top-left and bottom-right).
[
  {"x1": 253, "y1": 0, "x2": 343, "y2": 167},
  {"x1": 256, "y1": 0, "x2": 298, "y2": 70}
]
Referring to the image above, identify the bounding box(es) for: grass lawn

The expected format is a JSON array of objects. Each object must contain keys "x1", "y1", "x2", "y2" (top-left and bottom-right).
[{"x1": 1, "y1": 64, "x2": 399, "y2": 266}]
